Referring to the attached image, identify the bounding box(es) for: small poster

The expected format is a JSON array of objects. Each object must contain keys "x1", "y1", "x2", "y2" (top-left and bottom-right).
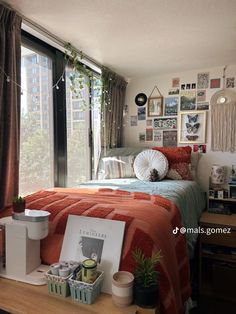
[
  {"x1": 137, "y1": 107, "x2": 146, "y2": 120},
  {"x1": 210, "y1": 78, "x2": 221, "y2": 89},
  {"x1": 146, "y1": 128, "x2": 153, "y2": 141},
  {"x1": 168, "y1": 88, "x2": 179, "y2": 95},
  {"x1": 146, "y1": 119, "x2": 153, "y2": 127},
  {"x1": 197, "y1": 72, "x2": 209, "y2": 89},
  {"x1": 197, "y1": 102, "x2": 209, "y2": 110},
  {"x1": 60, "y1": 215, "x2": 125, "y2": 294},
  {"x1": 180, "y1": 91, "x2": 196, "y2": 110},
  {"x1": 172, "y1": 77, "x2": 180, "y2": 88},
  {"x1": 226, "y1": 77, "x2": 235, "y2": 88},
  {"x1": 164, "y1": 97, "x2": 178, "y2": 116},
  {"x1": 130, "y1": 115, "x2": 138, "y2": 126},
  {"x1": 153, "y1": 130, "x2": 162, "y2": 145},
  {"x1": 139, "y1": 132, "x2": 146, "y2": 142},
  {"x1": 163, "y1": 130, "x2": 177, "y2": 147},
  {"x1": 197, "y1": 90, "x2": 206, "y2": 102},
  {"x1": 154, "y1": 117, "x2": 177, "y2": 129}
]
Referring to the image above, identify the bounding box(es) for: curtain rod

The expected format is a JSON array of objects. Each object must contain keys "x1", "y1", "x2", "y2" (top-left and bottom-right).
[{"x1": 0, "y1": 1, "x2": 102, "y2": 73}]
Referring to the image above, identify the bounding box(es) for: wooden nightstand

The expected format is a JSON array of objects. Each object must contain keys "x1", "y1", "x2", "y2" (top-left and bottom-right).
[{"x1": 199, "y1": 212, "x2": 236, "y2": 301}]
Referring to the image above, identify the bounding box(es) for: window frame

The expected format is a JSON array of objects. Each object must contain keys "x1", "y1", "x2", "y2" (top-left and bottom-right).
[{"x1": 21, "y1": 30, "x2": 100, "y2": 188}]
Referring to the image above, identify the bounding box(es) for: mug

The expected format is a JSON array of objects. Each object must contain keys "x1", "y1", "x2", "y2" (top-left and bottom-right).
[{"x1": 112, "y1": 271, "x2": 134, "y2": 307}]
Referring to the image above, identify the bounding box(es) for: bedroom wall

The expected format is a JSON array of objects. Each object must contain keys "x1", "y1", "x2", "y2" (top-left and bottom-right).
[{"x1": 123, "y1": 64, "x2": 236, "y2": 191}]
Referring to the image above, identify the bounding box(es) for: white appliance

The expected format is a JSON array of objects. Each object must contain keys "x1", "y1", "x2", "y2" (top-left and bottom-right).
[{"x1": 0, "y1": 209, "x2": 50, "y2": 285}]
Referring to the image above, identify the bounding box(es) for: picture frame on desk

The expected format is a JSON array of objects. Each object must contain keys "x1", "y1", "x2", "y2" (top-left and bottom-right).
[{"x1": 217, "y1": 190, "x2": 224, "y2": 199}]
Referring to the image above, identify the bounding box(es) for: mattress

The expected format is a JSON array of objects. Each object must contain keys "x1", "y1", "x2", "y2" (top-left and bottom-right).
[{"x1": 79, "y1": 178, "x2": 206, "y2": 257}]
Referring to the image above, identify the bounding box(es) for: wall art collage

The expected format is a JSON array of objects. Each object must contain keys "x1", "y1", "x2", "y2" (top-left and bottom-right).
[{"x1": 130, "y1": 72, "x2": 235, "y2": 148}]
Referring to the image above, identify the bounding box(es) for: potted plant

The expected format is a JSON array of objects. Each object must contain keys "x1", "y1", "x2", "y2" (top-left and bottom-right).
[
  {"x1": 12, "y1": 196, "x2": 26, "y2": 213},
  {"x1": 132, "y1": 248, "x2": 162, "y2": 308}
]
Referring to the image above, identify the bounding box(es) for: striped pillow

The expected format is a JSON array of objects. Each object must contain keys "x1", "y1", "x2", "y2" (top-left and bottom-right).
[{"x1": 102, "y1": 156, "x2": 136, "y2": 179}]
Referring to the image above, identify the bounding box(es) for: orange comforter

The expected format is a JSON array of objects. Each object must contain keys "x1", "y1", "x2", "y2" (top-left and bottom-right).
[{"x1": 4, "y1": 188, "x2": 191, "y2": 314}]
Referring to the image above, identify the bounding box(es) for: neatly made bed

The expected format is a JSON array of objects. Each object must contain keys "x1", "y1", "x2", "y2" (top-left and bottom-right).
[{"x1": 14, "y1": 178, "x2": 205, "y2": 314}]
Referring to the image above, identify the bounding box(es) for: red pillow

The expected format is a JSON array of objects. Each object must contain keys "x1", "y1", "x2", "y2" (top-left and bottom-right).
[{"x1": 152, "y1": 146, "x2": 192, "y2": 180}]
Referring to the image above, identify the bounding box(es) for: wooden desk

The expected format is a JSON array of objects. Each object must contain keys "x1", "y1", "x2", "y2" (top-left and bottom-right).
[{"x1": 0, "y1": 278, "x2": 158, "y2": 314}]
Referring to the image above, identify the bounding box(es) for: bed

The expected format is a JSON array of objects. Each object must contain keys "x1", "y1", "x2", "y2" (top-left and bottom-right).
[{"x1": 1, "y1": 147, "x2": 206, "y2": 314}]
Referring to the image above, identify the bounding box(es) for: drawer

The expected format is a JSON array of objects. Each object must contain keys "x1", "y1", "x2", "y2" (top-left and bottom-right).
[
  {"x1": 200, "y1": 228, "x2": 236, "y2": 247},
  {"x1": 212, "y1": 262, "x2": 236, "y2": 300}
]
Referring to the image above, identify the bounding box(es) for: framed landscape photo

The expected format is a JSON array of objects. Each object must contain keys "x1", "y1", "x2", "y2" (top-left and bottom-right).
[
  {"x1": 147, "y1": 96, "x2": 163, "y2": 117},
  {"x1": 178, "y1": 110, "x2": 206, "y2": 144}
]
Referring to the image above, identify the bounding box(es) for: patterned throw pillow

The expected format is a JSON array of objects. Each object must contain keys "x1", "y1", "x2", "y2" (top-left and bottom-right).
[
  {"x1": 152, "y1": 146, "x2": 193, "y2": 180},
  {"x1": 102, "y1": 155, "x2": 136, "y2": 179}
]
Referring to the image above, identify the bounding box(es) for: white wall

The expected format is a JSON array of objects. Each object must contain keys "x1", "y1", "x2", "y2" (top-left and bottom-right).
[{"x1": 123, "y1": 65, "x2": 236, "y2": 191}]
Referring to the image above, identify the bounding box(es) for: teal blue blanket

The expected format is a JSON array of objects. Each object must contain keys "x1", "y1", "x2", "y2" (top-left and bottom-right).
[{"x1": 80, "y1": 179, "x2": 206, "y2": 258}]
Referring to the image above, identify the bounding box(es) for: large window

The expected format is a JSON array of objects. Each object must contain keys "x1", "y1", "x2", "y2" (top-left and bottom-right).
[
  {"x1": 65, "y1": 68, "x2": 102, "y2": 186},
  {"x1": 20, "y1": 46, "x2": 54, "y2": 195},
  {"x1": 19, "y1": 32, "x2": 102, "y2": 195}
]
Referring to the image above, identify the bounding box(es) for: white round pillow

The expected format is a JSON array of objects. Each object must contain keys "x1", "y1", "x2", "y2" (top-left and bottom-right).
[{"x1": 134, "y1": 149, "x2": 169, "y2": 181}]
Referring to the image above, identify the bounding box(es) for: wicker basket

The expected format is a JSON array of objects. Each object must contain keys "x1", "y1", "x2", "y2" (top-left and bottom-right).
[
  {"x1": 68, "y1": 270, "x2": 104, "y2": 304},
  {"x1": 45, "y1": 270, "x2": 71, "y2": 297}
]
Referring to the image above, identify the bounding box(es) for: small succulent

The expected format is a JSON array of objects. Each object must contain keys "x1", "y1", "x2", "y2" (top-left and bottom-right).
[
  {"x1": 132, "y1": 248, "x2": 162, "y2": 288},
  {"x1": 12, "y1": 196, "x2": 25, "y2": 203}
]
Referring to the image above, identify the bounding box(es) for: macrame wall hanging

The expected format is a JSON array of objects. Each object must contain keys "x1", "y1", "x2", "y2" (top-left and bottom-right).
[{"x1": 210, "y1": 66, "x2": 236, "y2": 152}]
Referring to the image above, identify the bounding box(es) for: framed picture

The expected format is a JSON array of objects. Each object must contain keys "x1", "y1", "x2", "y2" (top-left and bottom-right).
[
  {"x1": 178, "y1": 110, "x2": 206, "y2": 144},
  {"x1": 164, "y1": 97, "x2": 178, "y2": 116},
  {"x1": 147, "y1": 97, "x2": 163, "y2": 117},
  {"x1": 180, "y1": 91, "x2": 196, "y2": 110}
]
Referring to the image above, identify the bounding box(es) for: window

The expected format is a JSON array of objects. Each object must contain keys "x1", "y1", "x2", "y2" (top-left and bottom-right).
[
  {"x1": 20, "y1": 45, "x2": 54, "y2": 195},
  {"x1": 19, "y1": 31, "x2": 102, "y2": 194}
]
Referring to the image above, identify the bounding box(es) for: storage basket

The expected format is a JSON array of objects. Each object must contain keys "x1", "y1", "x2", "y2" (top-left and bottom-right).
[
  {"x1": 45, "y1": 270, "x2": 71, "y2": 297},
  {"x1": 68, "y1": 270, "x2": 104, "y2": 304}
]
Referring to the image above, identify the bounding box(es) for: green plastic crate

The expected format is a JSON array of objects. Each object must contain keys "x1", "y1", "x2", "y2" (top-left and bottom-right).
[
  {"x1": 68, "y1": 270, "x2": 104, "y2": 304},
  {"x1": 45, "y1": 270, "x2": 71, "y2": 297}
]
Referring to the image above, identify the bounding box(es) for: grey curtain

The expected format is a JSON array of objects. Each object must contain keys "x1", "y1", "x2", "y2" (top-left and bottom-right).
[
  {"x1": 101, "y1": 68, "x2": 127, "y2": 149},
  {"x1": 0, "y1": 4, "x2": 22, "y2": 210}
]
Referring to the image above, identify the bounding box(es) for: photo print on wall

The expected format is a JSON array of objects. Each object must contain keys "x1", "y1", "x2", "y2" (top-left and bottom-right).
[
  {"x1": 137, "y1": 107, "x2": 146, "y2": 120},
  {"x1": 146, "y1": 128, "x2": 153, "y2": 141},
  {"x1": 197, "y1": 102, "x2": 209, "y2": 110},
  {"x1": 197, "y1": 72, "x2": 209, "y2": 89},
  {"x1": 146, "y1": 119, "x2": 153, "y2": 127},
  {"x1": 226, "y1": 77, "x2": 235, "y2": 88},
  {"x1": 210, "y1": 78, "x2": 221, "y2": 89},
  {"x1": 163, "y1": 130, "x2": 177, "y2": 147},
  {"x1": 172, "y1": 77, "x2": 180, "y2": 88},
  {"x1": 153, "y1": 130, "x2": 163, "y2": 145},
  {"x1": 164, "y1": 97, "x2": 178, "y2": 116},
  {"x1": 193, "y1": 144, "x2": 207, "y2": 153},
  {"x1": 197, "y1": 90, "x2": 206, "y2": 102},
  {"x1": 130, "y1": 115, "x2": 138, "y2": 126},
  {"x1": 168, "y1": 88, "x2": 179, "y2": 95},
  {"x1": 180, "y1": 91, "x2": 196, "y2": 110},
  {"x1": 139, "y1": 132, "x2": 146, "y2": 142}
]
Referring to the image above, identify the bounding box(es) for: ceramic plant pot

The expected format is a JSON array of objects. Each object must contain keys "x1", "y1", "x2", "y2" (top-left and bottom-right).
[{"x1": 112, "y1": 271, "x2": 134, "y2": 307}]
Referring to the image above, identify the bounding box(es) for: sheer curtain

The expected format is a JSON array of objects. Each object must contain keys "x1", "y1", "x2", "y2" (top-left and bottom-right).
[
  {"x1": 0, "y1": 4, "x2": 22, "y2": 210},
  {"x1": 101, "y1": 68, "x2": 127, "y2": 150}
]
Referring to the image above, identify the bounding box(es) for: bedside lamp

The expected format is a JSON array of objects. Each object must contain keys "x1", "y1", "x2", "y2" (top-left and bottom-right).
[{"x1": 210, "y1": 165, "x2": 225, "y2": 185}]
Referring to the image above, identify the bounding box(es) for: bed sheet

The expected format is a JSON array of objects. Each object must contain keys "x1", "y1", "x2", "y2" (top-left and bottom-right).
[{"x1": 79, "y1": 179, "x2": 206, "y2": 257}]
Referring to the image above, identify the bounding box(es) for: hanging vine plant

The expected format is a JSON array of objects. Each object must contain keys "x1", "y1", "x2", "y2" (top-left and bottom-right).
[{"x1": 64, "y1": 43, "x2": 100, "y2": 110}]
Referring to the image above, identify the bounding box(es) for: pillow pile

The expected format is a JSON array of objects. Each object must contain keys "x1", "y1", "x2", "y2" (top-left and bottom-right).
[
  {"x1": 102, "y1": 155, "x2": 136, "y2": 179},
  {"x1": 133, "y1": 150, "x2": 168, "y2": 181},
  {"x1": 152, "y1": 146, "x2": 193, "y2": 180}
]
